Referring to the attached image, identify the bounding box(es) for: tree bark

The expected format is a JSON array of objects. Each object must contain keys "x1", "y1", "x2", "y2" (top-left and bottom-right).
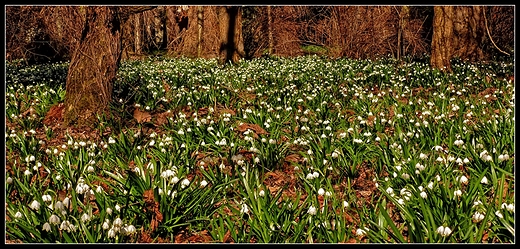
[
  {"x1": 217, "y1": 6, "x2": 245, "y2": 65},
  {"x1": 63, "y1": 6, "x2": 155, "y2": 127},
  {"x1": 267, "y1": 5, "x2": 274, "y2": 55},
  {"x1": 431, "y1": 6, "x2": 486, "y2": 72},
  {"x1": 197, "y1": 6, "x2": 204, "y2": 57}
]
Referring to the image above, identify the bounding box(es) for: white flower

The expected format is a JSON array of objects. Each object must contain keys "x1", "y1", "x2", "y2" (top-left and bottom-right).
[
  {"x1": 24, "y1": 169, "x2": 32, "y2": 176},
  {"x1": 436, "y1": 226, "x2": 452, "y2": 237},
  {"x1": 420, "y1": 191, "x2": 427, "y2": 199},
  {"x1": 124, "y1": 224, "x2": 137, "y2": 235},
  {"x1": 6, "y1": 177, "x2": 13, "y2": 184},
  {"x1": 106, "y1": 207, "x2": 113, "y2": 215},
  {"x1": 42, "y1": 222, "x2": 52, "y2": 232},
  {"x1": 107, "y1": 228, "x2": 116, "y2": 238},
  {"x1": 343, "y1": 201, "x2": 349, "y2": 208},
  {"x1": 200, "y1": 180, "x2": 208, "y2": 188},
  {"x1": 113, "y1": 217, "x2": 123, "y2": 227},
  {"x1": 259, "y1": 190, "x2": 265, "y2": 197},
  {"x1": 454, "y1": 189, "x2": 462, "y2": 197},
  {"x1": 240, "y1": 203, "x2": 249, "y2": 214},
  {"x1": 458, "y1": 175, "x2": 468, "y2": 184},
  {"x1": 108, "y1": 137, "x2": 116, "y2": 144},
  {"x1": 386, "y1": 187, "x2": 394, "y2": 195},
  {"x1": 307, "y1": 205, "x2": 317, "y2": 216},
  {"x1": 81, "y1": 213, "x2": 91, "y2": 223},
  {"x1": 30, "y1": 200, "x2": 40, "y2": 211},
  {"x1": 472, "y1": 211, "x2": 485, "y2": 223},
  {"x1": 495, "y1": 210, "x2": 503, "y2": 219},
  {"x1": 181, "y1": 178, "x2": 190, "y2": 189},
  {"x1": 480, "y1": 176, "x2": 488, "y2": 184},
  {"x1": 356, "y1": 228, "x2": 367, "y2": 236},
  {"x1": 49, "y1": 214, "x2": 60, "y2": 225},
  {"x1": 14, "y1": 211, "x2": 23, "y2": 219},
  {"x1": 317, "y1": 188, "x2": 325, "y2": 196},
  {"x1": 42, "y1": 194, "x2": 52, "y2": 202},
  {"x1": 115, "y1": 204, "x2": 121, "y2": 212},
  {"x1": 102, "y1": 219, "x2": 110, "y2": 230}
]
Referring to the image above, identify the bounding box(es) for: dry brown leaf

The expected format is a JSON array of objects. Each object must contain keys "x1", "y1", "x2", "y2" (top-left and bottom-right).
[{"x1": 133, "y1": 108, "x2": 152, "y2": 123}]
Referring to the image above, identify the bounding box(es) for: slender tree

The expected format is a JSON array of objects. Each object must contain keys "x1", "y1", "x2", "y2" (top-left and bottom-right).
[{"x1": 63, "y1": 6, "x2": 156, "y2": 127}]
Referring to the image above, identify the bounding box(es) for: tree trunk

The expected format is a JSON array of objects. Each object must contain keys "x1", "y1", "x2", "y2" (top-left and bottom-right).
[
  {"x1": 63, "y1": 6, "x2": 155, "y2": 127},
  {"x1": 431, "y1": 6, "x2": 486, "y2": 72},
  {"x1": 197, "y1": 6, "x2": 204, "y2": 57},
  {"x1": 430, "y1": 6, "x2": 455, "y2": 72},
  {"x1": 452, "y1": 6, "x2": 486, "y2": 61},
  {"x1": 217, "y1": 6, "x2": 245, "y2": 65},
  {"x1": 134, "y1": 13, "x2": 142, "y2": 54},
  {"x1": 267, "y1": 5, "x2": 274, "y2": 55}
]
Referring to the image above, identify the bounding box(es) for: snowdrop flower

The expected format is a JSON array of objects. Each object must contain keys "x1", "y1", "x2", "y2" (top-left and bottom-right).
[
  {"x1": 317, "y1": 188, "x2": 325, "y2": 196},
  {"x1": 24, "y1": 169, "x2": 32, "y2": 176},
  {"x1": 200, "y1": 180, "x2": 208, "y2": 188},
  {"x1": 30, "y1": 200, "x2": 40, "y2": 211},
  {"x1": 42, "y1": 222, "x2": 52, "y2": 232},
  {"x1": 458, "y1": 175, "x2": 468, "y2": 184},
  {"x1": 49, "y1": 214, "x2": 60, "y2": 225},
  {"x1": 356, "y1": 228, "x2": 368, "y2": 236},
  {"x1": 6, "y1": 177, "x2": 13, "y2": 184},
  {"x1": 472, "y1": 211, "x2": 485, "y2": 223},
  {"x1": 420, "y1": 191, "x2": 427, "y2": 199},
  {"x1": 102, "y1": 219, "x2": 111, "y2": 230},
  {"x1": 498, "y1": 154, "x2": 510, "y2": 162},
  {"x1": 106, "y1": 207, "x2": 113, "y2": 215},
  {"x1": 436, "y1": 226, "x2": 452, "y2": 237},
  {"x1": 259, "y1": 190, "x2": 265, "y2": 197},
  {"x1": 307, "y1": 205, "x2": 317, "y2": 216},
  {"x1": 181, "y1": 178, "x2": 190, "y2": 189},
  {"x1": 353, "y1": 138, "x2": 363, "y2": 144},
  {"x1": 454, "y1": 189, "x2": 462, "y2": 198},
  {"x1": 123, "y1": 224, "x2": 137, "y2": 235},
  {"x1": 113, "y1": 217, "x2": 123, "y2": 227},
  {"x1": 107, "y1": 228, "x2": 116, "y2": 238},
  {"x1": 42, "y1": 194, "x2": 52, "y2": 203},
  {"x1": 501, "y1": 203, "x2": 514, "y2": 212},
  {"x1": 81, "y1": 213, "x2": 91, "y2": 223},
  {"x1": 108, "y1": 137, "x2": 116, "y2": 144},
  {"x1": 60, "y1": 220, "x2": 76, "y2": 232},
  {"x1": 454, "y1": 139, "x2": 464, "y2": 146},
  {"x1": 480, "y1": 176, "x2": 489, "y2": 184},
  {"x1": 240, "y1": 203, "x2": 250, "y2": 214},
  {"x1": 386, "y1": 187, "x2": 394, "y2": 195},
  {"x1": 14, "y1": 211, "x2": 23, "y2": 219},
  {"x1": 343, "y1": 201, "x2": 349, "y2": 208}
]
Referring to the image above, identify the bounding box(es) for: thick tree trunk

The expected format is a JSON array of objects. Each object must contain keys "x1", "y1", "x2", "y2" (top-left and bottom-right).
[
  {"x1": 431, "y1": 6, "x2": 455, "y2": 72},
  {"x1": 452, "y1": 6, "x2": 486, "y2": 61},
  {"x1": 64, "y1": 6, "x2": 155, "y2": 127},
  {"x1": 217, "y1": 6, "x2": 245, "y2": 65},
  {"x1": 64, "y1": 6, "x2": 122, "y2": 127},
  {"x1": 431, "y1": 6, "x2": 486, "y2": 72}
]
